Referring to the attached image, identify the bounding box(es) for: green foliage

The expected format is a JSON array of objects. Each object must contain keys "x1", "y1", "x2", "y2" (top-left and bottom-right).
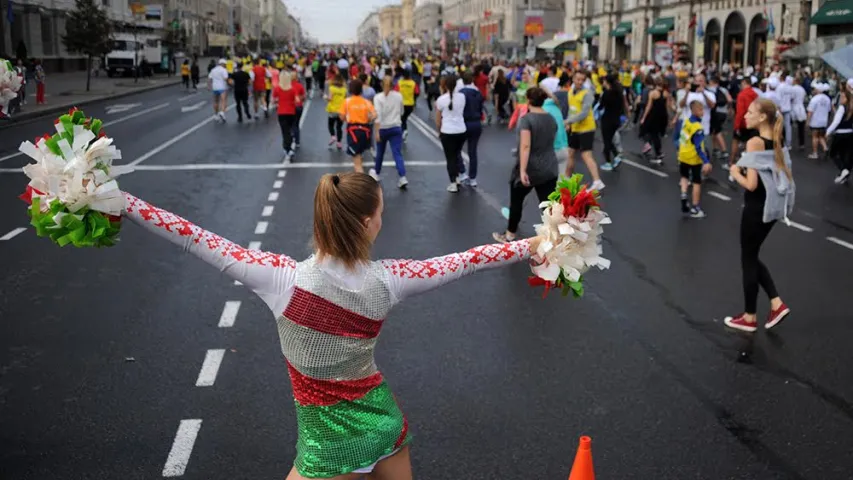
[{"x1": 62, "y1": 0, "x2": 114, "y2": 58}]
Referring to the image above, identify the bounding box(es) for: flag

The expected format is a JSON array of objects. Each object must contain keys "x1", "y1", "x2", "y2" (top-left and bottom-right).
[
  {"x1": 697, "y1": 13, "x2": 704, "y2": 38},
  {"x1": 688, "y1": 14, "x2": 696, "y2": 29},
  {"x1": 768, "y1": 8, "x2": 775, "y2": 36},
  {"x1": 382, "y1": 38, "x2": 391, "y2": 57},
  {"x1": 6, "y1": 0, "x2": 14, "y2": 25}
]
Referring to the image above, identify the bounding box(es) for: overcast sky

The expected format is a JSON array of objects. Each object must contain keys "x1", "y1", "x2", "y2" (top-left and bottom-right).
[{"x1": 285, "y1": 0, "x2": 402, "y2": 43}]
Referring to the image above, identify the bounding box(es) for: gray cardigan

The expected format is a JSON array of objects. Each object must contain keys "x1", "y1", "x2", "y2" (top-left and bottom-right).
[{"x1": 736, "y1": 149, "x2": 796, "y2": 223}]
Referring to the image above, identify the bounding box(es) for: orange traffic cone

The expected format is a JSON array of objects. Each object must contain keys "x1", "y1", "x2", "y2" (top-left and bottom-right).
[{"x1": 568, "y1": 435, "x2": 595, "y2": 480}]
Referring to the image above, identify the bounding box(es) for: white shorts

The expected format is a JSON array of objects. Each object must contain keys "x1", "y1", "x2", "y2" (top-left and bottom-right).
[{"x1": 352, "y1": 448, "x2": 400, "y2": 474}]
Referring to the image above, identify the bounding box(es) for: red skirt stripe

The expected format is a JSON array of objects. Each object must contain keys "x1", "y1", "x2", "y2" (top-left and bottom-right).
[
  {"x1": 284, "y1": 287, "x2": 384, "y2": 339},
  {"x1": 287, "y1": 361, "x2": 384, "y2": 406}
]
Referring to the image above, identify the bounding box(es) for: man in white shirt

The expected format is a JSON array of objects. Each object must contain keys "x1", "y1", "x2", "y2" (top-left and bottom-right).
[
  {"x1": 336, "y1": 57, "x2": 350, "y2": 80},
  {"x1": 776, "y1": 76, "x2": 795, "y2": 148},
  {"x1": 678, "y1": 73, "x2": 716, "y2": 135},
  {"x1": 539, "y1": 66, "x2": 560, "y2": 94},
  {"x1": 207, "y1": 59, "x2": 230, "y2": 122}
]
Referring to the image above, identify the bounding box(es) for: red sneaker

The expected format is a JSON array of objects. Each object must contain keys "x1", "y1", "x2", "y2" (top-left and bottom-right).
[
  {"x1": 724, "y1": 314, "x2": 758, "y2": 333},
  {"x1": 765, "y1": 303, "x2": 790, "y2": 330}
]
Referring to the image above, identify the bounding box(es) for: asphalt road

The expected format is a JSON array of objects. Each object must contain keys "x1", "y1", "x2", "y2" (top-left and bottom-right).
[{"x1": 1, "y1": 85, "x2": 853, "y2": 480}]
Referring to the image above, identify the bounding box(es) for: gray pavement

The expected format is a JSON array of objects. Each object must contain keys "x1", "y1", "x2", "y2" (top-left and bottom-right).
[{"x1": 1, "y1": 86, "x2": 853, "y2": 480}]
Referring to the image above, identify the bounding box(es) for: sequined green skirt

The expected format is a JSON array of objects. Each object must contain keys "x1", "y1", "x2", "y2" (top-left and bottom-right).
[{"x1": 293, "y1": 381, "x2": 411, "y2": 478}]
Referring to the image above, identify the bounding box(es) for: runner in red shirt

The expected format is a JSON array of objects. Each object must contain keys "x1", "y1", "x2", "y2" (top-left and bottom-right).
[
  {"x1": 252, "y1": 58, "x2": 270, "y2": 117},
  {"x1": 274, "y1": 70, "x2": 306, "y2": 162}
]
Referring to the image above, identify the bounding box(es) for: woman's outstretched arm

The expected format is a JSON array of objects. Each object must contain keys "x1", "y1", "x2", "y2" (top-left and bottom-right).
[
  {"x1": 123, "y1": 192, "x2": 297, "y2": 312},
  {"x1": 381, "y1": 239, "x2": 534, "y2": 302}
]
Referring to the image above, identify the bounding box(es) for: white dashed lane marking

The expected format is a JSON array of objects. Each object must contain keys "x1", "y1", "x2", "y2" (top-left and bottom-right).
[
  {"x1": 261, "y1": 206, "x2": 274, "y2": 217},
  {"x1": 254, "y1": 221, "x2": 268, "y2": 234},
  {"x1": 162, "y1": 419, "x2": 202, "y2": 477},
  {"x1": 828, "y1": 236, "x2": 853, "y2": 251},
  {"x1": 0, "y1": 227, "x2": 26, "y2": 241},
  {"x1": 218, "y1": 301, "x2": 241, "y2": 327},
  {"x1": 195, "y1": 349, "x2": 226, "y2": 387},
  {"x1": 267, "y1": 192, "x2": 279, "y2": 202},
  {"x1": 707, "y1": 191, "x2": 732, "y2": 201}
]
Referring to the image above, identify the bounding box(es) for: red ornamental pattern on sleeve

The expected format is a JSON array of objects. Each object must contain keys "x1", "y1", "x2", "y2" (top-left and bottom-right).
[
  {"x1": 381, "y1": 241, "x2": 529, "y2": 279},
  {"x1": 125, "y1": 194, "x2": 297, "y2": 269}
]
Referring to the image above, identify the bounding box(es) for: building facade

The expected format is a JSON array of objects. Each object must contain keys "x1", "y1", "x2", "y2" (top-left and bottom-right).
[
  {"x1": 358, "y1": 10, "x2": 381, "y2": 46},
  {"x1": 402, "y1": 0, "x2": 415, "y2": 39},
  {"x1": 442, "y1": 0, "x2": 565, "y2": 54},
  {"x1": 0, "y1": 0, "x2": 131, "y2": 70},
  {"x1": 566, "y1": 0, "x2": 838, "y2": 66},
  {"x1": 379, "y1": 4, "x2": 403, "y2": 47},
  {"x1": 414, "y1": 2, "x2": 443, "y2": 49}
]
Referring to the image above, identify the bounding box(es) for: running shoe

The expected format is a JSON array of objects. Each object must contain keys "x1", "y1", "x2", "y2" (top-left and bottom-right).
[
  {"x1": 403, "y1": 130, "x2": 409, "y2": 142},
  {"x1": 591, "y1": 179, "x2": 606, "y2": 191},
  {"x1": 501, "y1": 207, "x2": 510, "y2": 219},
  {"x1": 491, "y1": 232, "x2": 516, "y2": 243},
  {"x1": 457, "y1": 172, "x2": 469, "y2": 184},
  {"x1": 600, "y1": 162, "x2": 614, "y2": 172},
  {"x1": 328, "y1": 137, "x2": 336, "y2": 150},
  {"x1": 808, "y1": 153, "x2": 819, "y2": 159},
  {"x1": 649, "y1": 156, "x2": 663, "y2": 165},
  {"x1": 397, "y1": 176, "x2": 409, "y2": 189},
  {"x1": 689, "y1": 206, "x2": 706, "y2": 218},
  {"x1": 446, "y1": 182, "x2": 459, "y2": 193},
  {"x1": 336, "y1": 142, "x2": 343, "y2": 151},
  {"x1": 681, "y1": 195, "x2": 690, "y2": 213},
  {"x1": 468, "y1": 179, "x2": 478, "y2": 187},
  {"x1": 765, "y1": 303, "x2": 790, "y2": 330},
  {"x1": 835, "y1": 169, "x2": 850, "y2": 184},
  {"x1": 612, "y1": 155, "x2": 623, "y2": 168},
  {"x1": 368, "y1": 168, "x2": 380, "y2": 181},
  {"x1": 724, "y1": 314, "x2": 757, "y2": 333}
]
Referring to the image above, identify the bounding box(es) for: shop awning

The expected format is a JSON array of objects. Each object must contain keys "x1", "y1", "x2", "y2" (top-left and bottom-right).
[
  {"x1": 537, "y1": 38, "x2": 571, "y2": 50},
  {"x1": 781, "y1": 34, "x2": 853, "y2": 59},
  {"x1": 811, "y1": 0, "x2": 853, "y2": 25},
  {"x1": 582, "y1": 25, "x2": 600, "y2": 38},
  {"x1": 647, "y1": 17, "x2": 674, "y2": 35},
  {"x1": 611, "y1": 21, "x2": 632, "y2": 37}
]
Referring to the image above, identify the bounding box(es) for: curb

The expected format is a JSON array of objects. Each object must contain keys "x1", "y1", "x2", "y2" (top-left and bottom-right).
[{"x1": 0, "y1": 78, "x2": 182, "y2": 129}]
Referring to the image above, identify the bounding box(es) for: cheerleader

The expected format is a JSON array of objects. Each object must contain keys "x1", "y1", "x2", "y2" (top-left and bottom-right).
[{"x1": 120, "y1": 173, "x2": 541, "y2": 479}]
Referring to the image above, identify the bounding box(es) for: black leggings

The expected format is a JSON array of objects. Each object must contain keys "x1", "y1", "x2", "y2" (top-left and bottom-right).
[
  {"x1": 507, "y1": 177, "x2": 558, "y2": 233},
  {"x1": 740, "y1": 207, "x2": 778, "y2": 314},
  {"x1": 831, "y1": 132, "x2": 853, "y2": 172},
  {"x1": 234, "y1": 92, "x2": 251, "y2": 120},
  {"x1": 645, "y1": 129, "x2": 662, "y2": 156},
  {"x1": 305, "y1": 77, "x2": 313, "y2": 92},
  {"x1": 439, "y1": 132, "x2": 466, "y2": 182},
  {"x1": 278, "y1": 114, "x2": 295, "y2": 151},
  {"x1": 328, "y1": 116, "x2": 343, "y2": 141},
  {"x1": 796, "y1": 120, "x2": 806, "y2": 148},
  {"x1": 601, "y1": 120, "x2": 620, "y2": 164},
  {"x1": 401, "y1": 105, "x2": 414, "y2": 131}
]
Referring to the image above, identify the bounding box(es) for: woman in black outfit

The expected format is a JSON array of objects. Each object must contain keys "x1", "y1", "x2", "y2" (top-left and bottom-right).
[
  {"x1": 493, "y1": 74, "x2": 511, "y2": 123},
  {"x1": 639, "y1": 76, "x2": 669, "y2": 164},
  {"x1": 599, "y1": 74, "x2": 628, "y2": 170},
  {"x1": 725, "y1": 98, "x2": 793, "y2": 332}
]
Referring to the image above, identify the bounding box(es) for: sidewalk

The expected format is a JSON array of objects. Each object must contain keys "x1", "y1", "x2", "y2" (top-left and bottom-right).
[{"x1": 2, "y1": 59, "x2": 212, "y2": 125}]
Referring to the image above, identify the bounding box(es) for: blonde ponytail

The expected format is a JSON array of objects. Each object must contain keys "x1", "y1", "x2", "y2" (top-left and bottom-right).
[{"x1": 773, "y1": 113, "x2": 792, "y2": 180}]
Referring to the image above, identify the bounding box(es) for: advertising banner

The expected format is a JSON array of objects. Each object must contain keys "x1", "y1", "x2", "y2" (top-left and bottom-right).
[{"x1": 524, "y1": 10, "x2": 544, "y2": 36}]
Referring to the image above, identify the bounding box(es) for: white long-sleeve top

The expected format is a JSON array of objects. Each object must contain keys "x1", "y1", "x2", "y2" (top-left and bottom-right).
[
  {"x1": 827, "y1": 105, "x2": 853, "y2": 135},
  {"x1": 777, "y1": 83, "x2": 793, "y2": 113},
  {"x1": 373, "y1": 90, "x2": 403, "y2": 129},
  {"x1": 808, "y1": 94, "x2": 832, "y2": 128}
]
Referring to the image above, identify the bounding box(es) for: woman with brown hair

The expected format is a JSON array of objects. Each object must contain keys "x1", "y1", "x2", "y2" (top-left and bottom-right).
[
  {"x1": 724, "y1": 98, "x2": 795, "y2": 332},
  {"x1": 435, "y1": 74, "x2": 468, "y2": 192},
  {"x1": 121, "y1": 173, "x2": 540, "y2": 479}
]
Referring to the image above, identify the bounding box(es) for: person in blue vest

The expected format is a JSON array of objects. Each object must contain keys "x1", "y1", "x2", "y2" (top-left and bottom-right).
[{"x1": 456, "y1": 72, "x2": 485, "y2": 187}]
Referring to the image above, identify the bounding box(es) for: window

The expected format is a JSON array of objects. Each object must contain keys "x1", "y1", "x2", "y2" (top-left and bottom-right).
[{"x1": 41, "y1": 13, "x2": 54, "y2": 56}]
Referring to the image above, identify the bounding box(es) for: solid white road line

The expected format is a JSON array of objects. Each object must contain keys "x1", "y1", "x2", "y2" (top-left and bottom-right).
[
  {"x1": 277, "y1": 170, "x2": 286, "y2": 177},
  {"x1": 178, "y1": 93, "x2": 201, "y2": 102},
  {"x1": 261, "y1": 205, "x2": 274, "y2": 217},
  {"x1": 273, "y1": 180, "x2": 283, "y2": 189},
  {"x1": 268, "y1": 192, "x2": 279, "y2": 201},
  {"x1": 707, "y1": 191, "x2": 732, "y2": 201},
  {"x1": 827, "y1": 236, "x2": 853, "y2": 250},
  {"x1": 195, "y1": 349, "x2": 226, "y2": 387},
  {"x1": 618, "y1": 158, "x2": 670, "y2": 178},
  {"x1": 0, "y1": 103, "x2": 170, "y2": 164},
  {"x1": 0, "y1": 227, "x2": 26, "y2": 241},
  {"x1": 248, "y1": 241, "x2": 262, "y2": 250},
  {"x1": 218, "y1": 301, "x2": 241, "y2": 327},
  {"x1": 254, "y1": 221, "x2": 268, "y2": 234},
  {"x1": 298, "y1": 100, "x2": 312, "y2": 129},
  {"x1": 128, "y1": 104, "x2": 236, "y2": 166},
  {"x1": 180, "y1": 101, "x2": 207, "y2": 113},
  {"x1": 786, "y1": 220, "x2": 814, "y2": 233},
  {"x1": 162, "y1": 419, "x2": 202, "y2": 477}
]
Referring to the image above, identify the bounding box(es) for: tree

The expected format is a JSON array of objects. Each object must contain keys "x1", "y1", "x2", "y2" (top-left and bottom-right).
[{"x1": 62, "y1": 0, "x2": 113, "y2": 91}]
